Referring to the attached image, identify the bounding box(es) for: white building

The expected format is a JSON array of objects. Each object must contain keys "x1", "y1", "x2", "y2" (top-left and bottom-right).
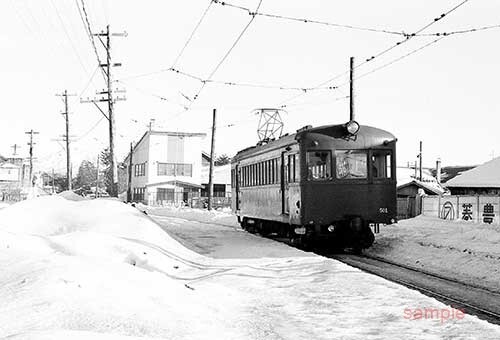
[{"x1": 123, "y1": 130, "x2": 206, "y2": 205}]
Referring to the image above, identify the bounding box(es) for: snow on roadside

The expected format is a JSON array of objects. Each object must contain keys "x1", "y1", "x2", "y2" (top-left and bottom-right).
[
  {"x1": 367, "y1": 215, "x2": 500, "y2": 292},
  {"x1": 1, "y1": 198, "x2": 499, "y2": 339},
  {"x1": 0, "y1": 202, "x2": 11, "y2": 209},
  {"x1": 142, "y1": 204, "x2": 238, "y2": 227}
]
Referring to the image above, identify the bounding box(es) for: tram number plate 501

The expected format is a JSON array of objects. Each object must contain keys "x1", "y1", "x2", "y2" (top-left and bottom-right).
[{"x1": 379, "y1": 208, "x2": 388, "y2": 213}]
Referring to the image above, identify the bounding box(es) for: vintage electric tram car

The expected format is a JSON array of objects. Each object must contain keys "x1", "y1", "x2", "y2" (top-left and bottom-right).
[{"x1": 230, "y1": 120, "x2": 397, "y2": 249}]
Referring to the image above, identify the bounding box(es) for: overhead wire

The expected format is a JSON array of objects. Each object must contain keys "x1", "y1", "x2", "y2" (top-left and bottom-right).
[
  {"x1": 79, "y1": 66, "x2": 100, "y2": 96},
  {"x1": 213, "y1": 0, "x2": 407, "y2": 36},
  {"x1": 277, "y1": 0, "x2": 472, "y2": 107},
  {"x1": 75, "y1": 0, "x2": 107, "y2": 82},
  {"x1": 350, "y1": 37, "x2": 447, "y2": 84},
  {"x1": 169, "y1": 67, "x2": 337, "y2": 92},
  {"x1": 176, "y1": 0, "x2": 264, "y2": 116},
  {"x1": 50, "y1": 0, "x2": 91, "y2": 76},
  {"x1": 171, "y1": 0, "x2": 215, "y2": 69},
  {"x1": 116, "y1": 79, "x2": 188, "y2": 108},
  {"x1": 75, "y1": 116, "x2": 106, "y2": 143}
]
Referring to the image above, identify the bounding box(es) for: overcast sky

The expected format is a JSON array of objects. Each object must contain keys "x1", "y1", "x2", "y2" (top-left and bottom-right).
[{"x1": 0, "y1": 0, "x2": 498, "y2": 173}]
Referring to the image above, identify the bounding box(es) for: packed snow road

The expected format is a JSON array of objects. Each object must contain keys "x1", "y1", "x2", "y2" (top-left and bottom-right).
[{"x1": 1, "y1": 197, "x2": 500, "y2": 339}]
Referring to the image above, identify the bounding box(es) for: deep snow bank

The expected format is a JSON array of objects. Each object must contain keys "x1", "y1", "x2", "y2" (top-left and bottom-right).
[
  {"x1": 367, "y1": 215, "x2": 500, "y2": 292},
  {"x1": 1, "y1": 198, "x2": 500, "y2": 339}
]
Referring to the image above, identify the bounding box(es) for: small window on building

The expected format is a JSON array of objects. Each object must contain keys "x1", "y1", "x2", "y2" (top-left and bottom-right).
[
  {"x1": 371, "y1": 150, "x2": 392, "y2": 179},
  {"x1": 307, "y1": 151, "x2": 332, "y2": 180},
  {"x1": 335, "y1": 150, "x2": 367, "y2": 179},
  {"x1": 134, "y1": 163, "x2": 146, "y2": 177},
  {"x1": 157, "y1": 163, "x2": 192, "y2": 177},
  {"x1": 157, "y1": 188, "x2": 174, "y2": 202},
  {"x1": 133, "y1": 187, "x2": 146, "y2": 201}
]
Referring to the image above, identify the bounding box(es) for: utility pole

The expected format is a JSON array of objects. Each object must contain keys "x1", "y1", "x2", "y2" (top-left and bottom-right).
[
  {"x1": 350, "y1": 56, "x2": 355, "y2": 121},
  {"x1": 419, "y1": 141, "x2": 423, "y2": 181},
  {"x1": 57, "y1": 90, "x2": 76, "y2": 190},
  {"x1": 25, "y1": 130, "x2": 39, "y2": 186},
  {"x1": 207, "y1": 108, "x2": 216, "y2": 211},
  {"x1": 127, "y1": 142, "x2": 133, "y2": 202},
  {"x1": 11, "y1": 144, "x2": 20, "y2": 156},
  {"x1": 81, "y1": 25, "x2": 127, "y2": 197}
]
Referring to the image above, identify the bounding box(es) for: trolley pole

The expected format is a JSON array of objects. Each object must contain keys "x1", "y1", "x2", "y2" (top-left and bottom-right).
[
  {"x1": 349, "y1": 56, "x2": 355, "y2": 121},
  {"x1": 207, "y1": 108, "x2": 217, "y2": 211}
]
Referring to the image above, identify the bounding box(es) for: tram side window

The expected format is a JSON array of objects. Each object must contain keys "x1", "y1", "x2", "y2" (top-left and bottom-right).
[
  {"x1": 335, "y1": 150, "x2": 367, "y2": 179},
  {"x1": 294, "y1": 154, "x2": 300, "y2": 182},
  {"x1": 371, "y1": 151, "x2": 392, "y2": 179},
  {"x1": 307, "y1": 151, "x2": 332, "y2": 180},
  {"x1": 273, "y1": 158, "x2": 277, "y2": 183}
]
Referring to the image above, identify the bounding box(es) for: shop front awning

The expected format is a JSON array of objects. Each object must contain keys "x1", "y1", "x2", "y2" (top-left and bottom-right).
[{"x1": 145, "y1": 181, "x2": 203, "y2": 189}]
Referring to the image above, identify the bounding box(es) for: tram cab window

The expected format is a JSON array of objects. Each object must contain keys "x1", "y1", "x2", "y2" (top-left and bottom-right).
[
  {"x1": 335, "y1": 150, "x2": 367, "y2": 179},
  {"x1": 307, "y1": 151, "x2": 332, "y2": 180},
  {"x1": 371, "y1": 150, "x2": 392, "y2": 179}
]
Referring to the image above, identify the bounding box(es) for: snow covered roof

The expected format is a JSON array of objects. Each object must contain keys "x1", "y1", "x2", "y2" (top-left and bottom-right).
[
  {"x1": 446, "y1": 156, "x2": 500, "y2": 188},
  {"x1": 0, "y1": 161, "x2": 21, "y2": 169},
  {"x1": 397, "y1": 179, "x2": 445, "y2": 195},
  {"x1": 396, "y1": 166, "x2": 445, "y2": 195}
]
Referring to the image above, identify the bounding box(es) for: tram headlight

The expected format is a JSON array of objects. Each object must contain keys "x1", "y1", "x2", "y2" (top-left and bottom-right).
[{"x1": 345, "y1": 120, "x2": 360, "y2": 135}]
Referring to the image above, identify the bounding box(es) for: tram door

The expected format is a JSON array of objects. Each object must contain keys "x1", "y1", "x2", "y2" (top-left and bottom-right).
[
  {"x1": 281, "y1": 152, "x2": 290, "y2": 215},
  {"x1": 235, "y1": 164, "x2": 240, "y2": 211}
]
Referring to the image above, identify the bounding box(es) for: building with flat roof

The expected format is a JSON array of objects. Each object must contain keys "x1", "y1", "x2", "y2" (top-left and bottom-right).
[{"x1": 122, "y1": 130, "x2": 207, "y2": 205}]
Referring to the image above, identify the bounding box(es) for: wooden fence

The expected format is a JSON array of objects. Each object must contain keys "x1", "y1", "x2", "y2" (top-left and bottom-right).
[{"x1": 422, "y1": 195, "x2": 500, "y2": 225}]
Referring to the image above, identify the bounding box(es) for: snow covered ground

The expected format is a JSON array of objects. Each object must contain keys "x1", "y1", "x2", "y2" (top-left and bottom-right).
[
  {"x1": 1, "y1": 198, "x2": 500, "y2": 339},
  {"x1": 367, "y1": 216, "x2": 500, "y2": 293},
  {"x1": 0, "y1": 201, "x2": 11, "y2": 209}
]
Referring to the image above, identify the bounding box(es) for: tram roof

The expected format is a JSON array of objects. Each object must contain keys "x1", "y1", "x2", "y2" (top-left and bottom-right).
[{"x1": 233, "y1": 124, "x2": 395, "y2": 161}]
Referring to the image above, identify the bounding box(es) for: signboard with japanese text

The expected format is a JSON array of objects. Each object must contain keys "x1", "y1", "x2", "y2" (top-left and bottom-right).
[{"x1": 422, "y1": 195, "x2": 500, "y2": 226}]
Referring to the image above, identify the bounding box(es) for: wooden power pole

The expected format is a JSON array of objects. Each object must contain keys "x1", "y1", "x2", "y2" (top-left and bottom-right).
[
  {"x1": 207, "y1": 109, "x2": 216, "y2": 211},
  {"x1": 81, "y1": 25, "x2": 126, "y2": 197},
  {"x1": 25, "y1": 129, "x2": 39, "y2": 186},
  {"x1": 57, "y1": 90, "x2": 76, "y2": 190}
]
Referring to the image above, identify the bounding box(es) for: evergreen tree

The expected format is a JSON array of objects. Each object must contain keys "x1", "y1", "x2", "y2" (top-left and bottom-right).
[
  {"x1": 100, "y1": 148, "x2": 114, "y2": 196},
  {"x1": 75, "y1": 160, "x2": 97, "y2": 189},
  {"x1": 214, "y1": 154, "x2": 231, "y2": 166}
]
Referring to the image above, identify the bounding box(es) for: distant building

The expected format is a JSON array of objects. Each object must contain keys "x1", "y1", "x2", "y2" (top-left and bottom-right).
[
  {"x1": 396, "y1": 166, "x2": 445, "y2": 219},
  {"x1": 122, "y1": 130, "x2": 207, "y2": 205},
  {"x1": 445, "y1": 157, "x2": 500, "y2": 195},
  {"x1": 396, "y1": 166, "x2": 445, "y2": 197},
  {"x1": 200, "y1": 152, "x2": 231, "y2": 197},
  {"x1": 0, "y1": 161, "x2": 23, "y2": 201}
]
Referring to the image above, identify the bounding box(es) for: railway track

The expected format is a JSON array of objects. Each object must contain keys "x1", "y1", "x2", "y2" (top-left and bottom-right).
[
  {"x1": 148, "y1": 212, "x2": 500, "y2": 325},
  {"x1": 328, "y1": 253, "x2": 500, "y2": 325}
]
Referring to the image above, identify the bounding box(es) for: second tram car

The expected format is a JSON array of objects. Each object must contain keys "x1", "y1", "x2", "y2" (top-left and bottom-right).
[{"x1": 231, "y1": 120, "x2": 397, "y2": 249}]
